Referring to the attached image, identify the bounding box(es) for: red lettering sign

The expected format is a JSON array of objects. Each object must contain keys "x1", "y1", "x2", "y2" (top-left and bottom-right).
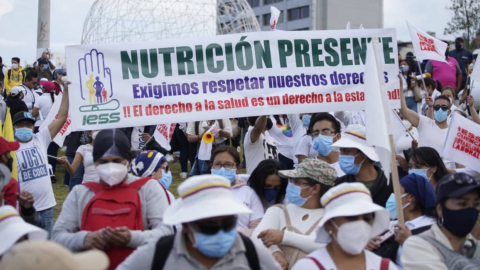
[{"x1": 416, "y1": 33, "x2": 437, "y2": 52}]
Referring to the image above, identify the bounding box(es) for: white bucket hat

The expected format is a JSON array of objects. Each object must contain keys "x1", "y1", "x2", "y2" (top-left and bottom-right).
[
  {"x1": 163, "y1": 175, "x2": 252, "y2": 225},
  {"x1": 315, "y1": 182, "x2": 389, "y2": 243},
  {"x1": 331, "y1": 124, "x2": 379, "y2": 161},
  {"x1": 0, "y1": 205, "x2": 48, "y2": 256}
]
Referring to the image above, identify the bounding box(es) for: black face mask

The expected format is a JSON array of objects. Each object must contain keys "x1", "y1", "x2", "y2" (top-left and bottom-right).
[
  {"x1": 455, "y1": 43, "x2": 462, "y2": 50},
  {"x1": 441, "y1": 205, "x2": 479, "y2": 237},
  {"x1": 266, "y1": 118, "x2": 273, "y2": 130}
]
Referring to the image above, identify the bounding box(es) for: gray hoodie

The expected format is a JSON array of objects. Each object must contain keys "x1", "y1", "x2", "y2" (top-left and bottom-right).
[{"x1": 52, "y1": 175, "x2": 174, "y2": 251}]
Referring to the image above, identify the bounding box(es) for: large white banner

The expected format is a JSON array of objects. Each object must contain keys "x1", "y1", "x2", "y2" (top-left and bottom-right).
[
  {"x1": 66, "y1": 29, "x2": 400, "y2": 131},
  {"x1": 442, "y1": 113, "x2": 480, "y2": 171}
]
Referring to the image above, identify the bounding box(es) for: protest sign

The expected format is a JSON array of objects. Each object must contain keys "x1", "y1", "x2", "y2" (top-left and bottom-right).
[
  {"x1": 442, "y1": 113, "x2": 480, "y2": 170},
  {"x1": 39, "y1": 93, "x2": 72, "y2": 146},
  {"x1": 66, "y1": 29, "x2": 400, "y2": 131},
  {"x1": 153, "y1": 123, "x2": 176, "y2": 151},
  {"x1": 406, "y1": 21, "x2": 447, "y2": 63}
]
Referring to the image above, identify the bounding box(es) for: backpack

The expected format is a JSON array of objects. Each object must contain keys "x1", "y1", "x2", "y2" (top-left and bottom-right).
[
  {"x1": 306, "y1": 256, "x2": 391, "y2": 270},
  {"x1": 7, "y1": 69, "x2": 26, "y2": 82},
  {"x1": 419, "y1": 234, "x2": 480, "y2": 270},
  {"x1": 150, "y1": 233, "x2": 260, "y2": 270},
  {"x1": 80, "y1": 177, "x2": 152, "y2": 270}
]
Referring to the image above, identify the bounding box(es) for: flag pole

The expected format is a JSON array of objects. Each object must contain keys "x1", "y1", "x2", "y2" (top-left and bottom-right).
[
  {"x1": 389, "y1": 134, "x2": 405, "y2": 225},
  {"x1": 416, "y1": 60, "x2": 427, "y2": 96},
  {"x1": 393, "y1": 109, "x2": 416, "y2": 139}
]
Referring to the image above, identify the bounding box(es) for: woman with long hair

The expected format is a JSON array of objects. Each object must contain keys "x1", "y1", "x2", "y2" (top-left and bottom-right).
[
  {"x1": 408, "y1": 147, "x2": 449, "y2": 189},
  {"x1": 248, "y1": 159, "x2": 288, "y2": 211}
]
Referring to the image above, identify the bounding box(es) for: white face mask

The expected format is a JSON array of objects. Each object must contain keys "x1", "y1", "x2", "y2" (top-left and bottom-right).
[
  {"x1": 92, "y1": 131, "x2": 99, "y2": 140},
  {"x1": 331, "y1": 220, "x2": 372, "y2": 255},
  {"x1": 12, "y1": 63, "x2": 18, "y2": 69},
  {"x1": 96, "y1": 163, "x2": 128, "y2": 186}
]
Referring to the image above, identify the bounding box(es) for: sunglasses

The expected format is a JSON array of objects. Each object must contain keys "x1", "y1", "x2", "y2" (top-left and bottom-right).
[
  {"x1": 433, "y1": 105, "x2": 449, "y2": 111},
  {"x1": 190, "y1": 216, "x2": 237, "y2": 235}
]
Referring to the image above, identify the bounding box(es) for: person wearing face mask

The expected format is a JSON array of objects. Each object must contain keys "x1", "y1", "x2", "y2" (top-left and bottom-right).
[
  {"x1": 52, "y1": 129, "x2": 174, "y2": 270},
  {"x1": 35, "y1": 59, "x2": 52, "y2": 81},
  {"x1": 5, "y1": 86, "x2": 28, "y2": 124},
  {"x1": 33, "y1": 48, "x2": 56, "y2": 71},
  {"x1": 408, "y1": 147, "x2": 449, "y2": 189},
  {"x1": 248, "y1": 159, "x2": 288, "y2": 211},
  {"x1": 58, "y1": 130, "x2": 100, "y2": 184},
  {"x1": 117, "y1": 175, "x2": 281, "y2": 270},
  {"x1": 333, "y1": 125, "x2": 393, "y2": 207},
  {"x1": 209, "y1": 145, "x2": 264, "y2": 236},
  {"x1": 375, "y1": 174, "x2": 437, "y2": 269},
  {"x1": 130, "y1": 150, "x2": 175, "y2": 203},
  {"x1": 401, "y1": 173, "x2": 480, "y2": 270},
  {"x1": 3, "y1": 57, "x2": 26, "y2": 96},
  {"x1": 252, "y1": 159, "x2": 337, "y2": 270},
  {"x1": 13, "y1": 82, "x2": 69, "y2": 237},
  {"x1": 449, "y1": 37, "x2": 473, "y2": 91},
  {"x1": 20, "y1": 71, "x2": 40, "y2": 113},
  {"x1": 409, "y1": 77, "x2": 442, "y2": 116},
  {"x1": 425, "y1": 41, "x2": 463, "y2": 92},
  {"x1": 292, "y1": 183, "x2": 397, "y2": 270},
  {"x1": 400, "y1": 77, "x2": 453, "y2": 166},
  {"x1": 244, "y1": 116, "x2": 278, "y2": 174}
]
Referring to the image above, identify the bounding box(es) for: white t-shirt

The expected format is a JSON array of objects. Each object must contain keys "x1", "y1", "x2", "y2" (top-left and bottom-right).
[
  {"x1": 21, "y1": 85, "x2": 40, "y2": 112},
  {"x1": 268, "y1": 116, "x2": 295, "y2": 160},
  {"x1": 231, "y1": 184, "x2": 264, "y2": 229},
  {"x1": 76, "y1": 144, "x2": 98, "y2": 183},
  {"x1": 295, "y1": 135, "x2": 318, "y2": 160},
  {"x1": 34, "y1": 94, "x2": 54, "y2": 127},
  {"x1": 17, "y1": 128, "x2": 56, "y2": 211},
  {"x1": 330, "y1": 161, "x2": 345, "y2": 178},
  {"x1": 186, "y1": 119, "x2": 232, "y2": 144},
  {"x1": 287, "y1": 114, "x2": 307, "y2": 165},
  {"x1": 244, "y1": 126, "x2": 278, "y2": 174},
  {"x1": 131, "y1": 126, "x2": 146, "y2": 150},
  {"x1": 292, "y1": 247, "x2": 399, "y2": 270},
  {"x1": 417, "y1": 115, "x2": 448, "y2": 156},
  {"x1": 334, "y1": 111, "x2": 366, "y2": 127}
]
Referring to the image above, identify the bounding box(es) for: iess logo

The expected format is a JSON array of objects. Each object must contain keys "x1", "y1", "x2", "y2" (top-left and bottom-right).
[{"x1": 78, "y1": 49, "x2": 120, "y2": 125}]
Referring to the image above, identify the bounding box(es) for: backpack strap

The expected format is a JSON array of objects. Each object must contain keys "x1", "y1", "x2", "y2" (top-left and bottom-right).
[
  {"x1": 7, "y1": 69, "x2": 11, "y2": 81},
  {"x1": 380, "y1": 258, "x2": 390, "y2": 270},
  {"x1": 306, "y1": 257, "x2": 326, "y2": 270},
  {"x1": 240, "y1": 234, "x2": 260, "y2": 270},
  {"x1": 83, "y1": 181, "x2": 107, "y2": 193},
  {"x1": 150, "y1": 234, "x2": 176, "y2": 270}
]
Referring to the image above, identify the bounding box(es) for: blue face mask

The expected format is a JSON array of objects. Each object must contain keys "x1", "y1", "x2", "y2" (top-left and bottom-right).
[
  {"x1": 312, "y1": 135, "x2": 333, "y2": 156},
  {"x1": 409, "y1": 169, "x2": 429, "y2": 179},
  {"x1": 211, "y1": 168, "x2": 236, "y2": 183},
  {"x1": 339, "y1": 155, "x2": 363, "y2": 175},
  {"x1": 159, "y1": 169, "x2": 172, "y2": 190},
  {"x1": 15, "y1": 128, "x2": 33, "y2": 141},
  {"x1": 264, "y1": 189, "x2": 279, "y2": 203},
  {"x1": 302, "y1": 115, "x2": 311, "y2": 127},
  {"x1": 192, "y1": 227, "x2": 237, "y2": 258},
  {"x1": 286, "y1": 183, "x2": 311, "y2": 206},
  {"x1": 43, "y1": 65, "x2": 49, "y2": 70},
  {"x1": 434, "y1": 109, "x2": 448, "y2": 122},
  {"x1": 385, "y1": 193, "x2": 410, "y2": 220}
]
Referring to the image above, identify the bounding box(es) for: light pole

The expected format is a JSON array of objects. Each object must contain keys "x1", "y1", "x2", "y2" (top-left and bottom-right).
[{"x1": 36, "y1": 0, "x2": 50, "y2": 58}]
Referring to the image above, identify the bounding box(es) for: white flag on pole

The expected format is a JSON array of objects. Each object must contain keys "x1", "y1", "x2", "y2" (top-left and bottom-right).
[
  {"x1": 270, "y1": 6, "x2": 281, "y2": 31},
  {"x1": 346, "y1": 21, "x2": 351, "y2": 30},
  {"x1": 365, "y1": 38, "x2": 394, "y2": 183},
  {"x1": 470, "y1": 57, "x2": 480, "y2": 83},
  {"x1": 406, "y1": 21, "x2": 447, "y2": 63},
  {"x1": 153, "y1": 123, "x2": 176, "y2": 151},
  {"x1": 39, "y1": 93, "x2": 72, "y2": 147}
]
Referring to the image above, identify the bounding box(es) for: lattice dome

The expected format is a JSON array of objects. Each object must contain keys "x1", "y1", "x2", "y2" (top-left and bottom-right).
[{"x1": 81, "y1": 0, "x2": 261, "y2": 44}]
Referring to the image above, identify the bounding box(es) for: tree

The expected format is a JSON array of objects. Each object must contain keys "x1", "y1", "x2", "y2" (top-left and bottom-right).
[{"x1": 444, "y1": 0, "x2": 480, "y2": 50}]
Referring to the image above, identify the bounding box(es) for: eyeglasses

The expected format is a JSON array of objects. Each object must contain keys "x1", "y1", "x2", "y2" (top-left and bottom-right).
[
  {"x1": 190, "y1": 216, "x2": 237, "y2": 235},
  {"x1": 211, "y1": 162, "x2": 236, "y2": 170},
  {"x1": 289, "y1": 178, "x2": 313, "y2": 187},
  {"x1": 14, "y1": 122, "x2": 34, "y2": 128},
  {"x1": 433, "y1": 105, "x2": 449, "y2": 111},
  {"x1": 312, "y1": 129, "x2": 335, "y2": 138}
]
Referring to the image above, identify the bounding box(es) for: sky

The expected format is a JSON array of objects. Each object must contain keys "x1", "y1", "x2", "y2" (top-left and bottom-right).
[{"x1": 0, "y1": 0, "x2": 457, "y2": 67}]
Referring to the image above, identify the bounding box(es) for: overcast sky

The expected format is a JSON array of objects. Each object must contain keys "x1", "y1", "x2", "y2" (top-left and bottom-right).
[{"x1": 0, "y1": 0, "x2": 457, "y2": 66}]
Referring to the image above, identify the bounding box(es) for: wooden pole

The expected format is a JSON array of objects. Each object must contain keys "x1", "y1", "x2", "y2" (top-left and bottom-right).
[{"x1": 389, "y1": 134, "x2": 405, "y2": 225}]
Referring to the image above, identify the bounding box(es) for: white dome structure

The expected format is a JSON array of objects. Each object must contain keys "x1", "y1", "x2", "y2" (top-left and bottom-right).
[{"x1": 81, "y1": 0, "x2": 261, "y2": 44}]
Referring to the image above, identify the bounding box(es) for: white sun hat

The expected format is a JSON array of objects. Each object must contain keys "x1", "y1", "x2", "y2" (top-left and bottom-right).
[
  {"x1": 331, "y1": 124, "x2": 379, "y2": 161},
  {"x1": 163, "y1": 175, "x2": 252, "y2": 225},
  {"x1": 315, "y1": 182, "x2": 390, "y2": 243},
  {"x1": 0, "y1": 205, "x2": 48, "y2": 256}
]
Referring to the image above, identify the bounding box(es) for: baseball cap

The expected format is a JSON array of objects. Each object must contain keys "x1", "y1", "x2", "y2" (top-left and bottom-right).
[
  {"x1": 0, "y1": 136, "x2": 19, "y2": 156},
  {"x1": 0, "y1": 240, "x2": 109, "y2": 270},
  {"x1": 53, "y1": 69, "x2": 66, "y2": 80},
  {"x1": 39, "y1": 80, "x2": 55, "y2": 92},
  {"x1": 278, "y1": 158, "x2": 337, "y2": 186},
  {"x1": 455, "y1": 37, "x2": 464, "y2": 43},
  {"x1": 38, "y1": 58, "x2": 49, "y2": 65},
  {"x1": 436, "y1": 173, "x2": 480, "y2": 203},
  {"x1": 12, "y1": 111, "x2": 35, "y2": 126},
  {"x1": 10, "y1": 86, "x2": 25, "y2": 97}
]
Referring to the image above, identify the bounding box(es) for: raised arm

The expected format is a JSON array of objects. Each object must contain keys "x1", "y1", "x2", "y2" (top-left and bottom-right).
[
  {"x1": 468, "y1": 96, "x2": 480, "y2": 124},
  {"x1": 399, "y1": 75, "x2": 420, "y2": 127},
  {"x1": 250, "y1": 116, "x2": 267, "y2": 144},
  {"x1": 48, "y1": 82, "x2": 69, "y2": 140}
]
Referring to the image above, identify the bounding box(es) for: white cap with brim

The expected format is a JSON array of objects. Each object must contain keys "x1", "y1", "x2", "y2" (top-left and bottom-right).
[
  {"x1": 164, "y1": 175, "x2": 252, "y2": 225},
  {"x1": 331, "y1": 124, "x2": 379, "y2": 162},
  {"x1": 315, "y1": 182, "x2": 390, "y2": 244},
  {"x1": 0, "y1": 205, "x2": 48, "y2": 256}
]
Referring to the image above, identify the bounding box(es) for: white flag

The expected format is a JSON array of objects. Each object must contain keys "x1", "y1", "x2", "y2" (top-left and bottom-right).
[
  {"x1": 346, "y1": 21, "x2": 351, "y2": 30},
  {"x1": 39, "y1": 93, "x2": 72, "y2": 147},
  {"x1": 365, "y1": 38, "x2": 394, "y2": 183},
  {"x1": 406, "y1": 21, "x2": 447, "y2": 63},
  {"x1": 442, "y1": 113, "x2": 480, "y2": 172},
  {"x1": 359, "y1": 24, "x2": 364, "y2": 30},
  {"x1": 153, "y1": 123, "x2": 176, "y2": 151},
  {"x1": 270, "y1": 6, "x2": 281, "y2": 31},
  {"x1": 470, "y1": 58, "x2": 480, "y2": 83}
]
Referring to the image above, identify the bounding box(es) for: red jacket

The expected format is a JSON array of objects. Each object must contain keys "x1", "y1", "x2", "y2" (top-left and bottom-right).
[{"x1": 2, "y1": 178, "x2": 19, "y2": 207}]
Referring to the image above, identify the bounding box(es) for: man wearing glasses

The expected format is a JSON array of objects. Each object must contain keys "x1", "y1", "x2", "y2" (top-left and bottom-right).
[
  {"x1": 13, "y1": 82, "x2": 70, "y2": 238},
  {"x1": 399, "y1": 78, "x2": 451, "y2": 165}
]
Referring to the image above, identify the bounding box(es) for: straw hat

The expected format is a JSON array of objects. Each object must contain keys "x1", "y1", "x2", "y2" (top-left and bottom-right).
[
  {"x1": 315, "y1": 182, "x2": 389, "y2": 243},
  {"x1": 163, "y1": 175, "x2": 252, "y2": 225},
  {"x1": 331, "y1": 124, "x2": 379, "y2": 161}
]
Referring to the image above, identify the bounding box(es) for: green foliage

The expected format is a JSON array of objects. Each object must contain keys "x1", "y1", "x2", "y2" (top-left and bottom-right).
[{"x1": 444, "y1": 0, "x2": 480, "y2": 50}]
